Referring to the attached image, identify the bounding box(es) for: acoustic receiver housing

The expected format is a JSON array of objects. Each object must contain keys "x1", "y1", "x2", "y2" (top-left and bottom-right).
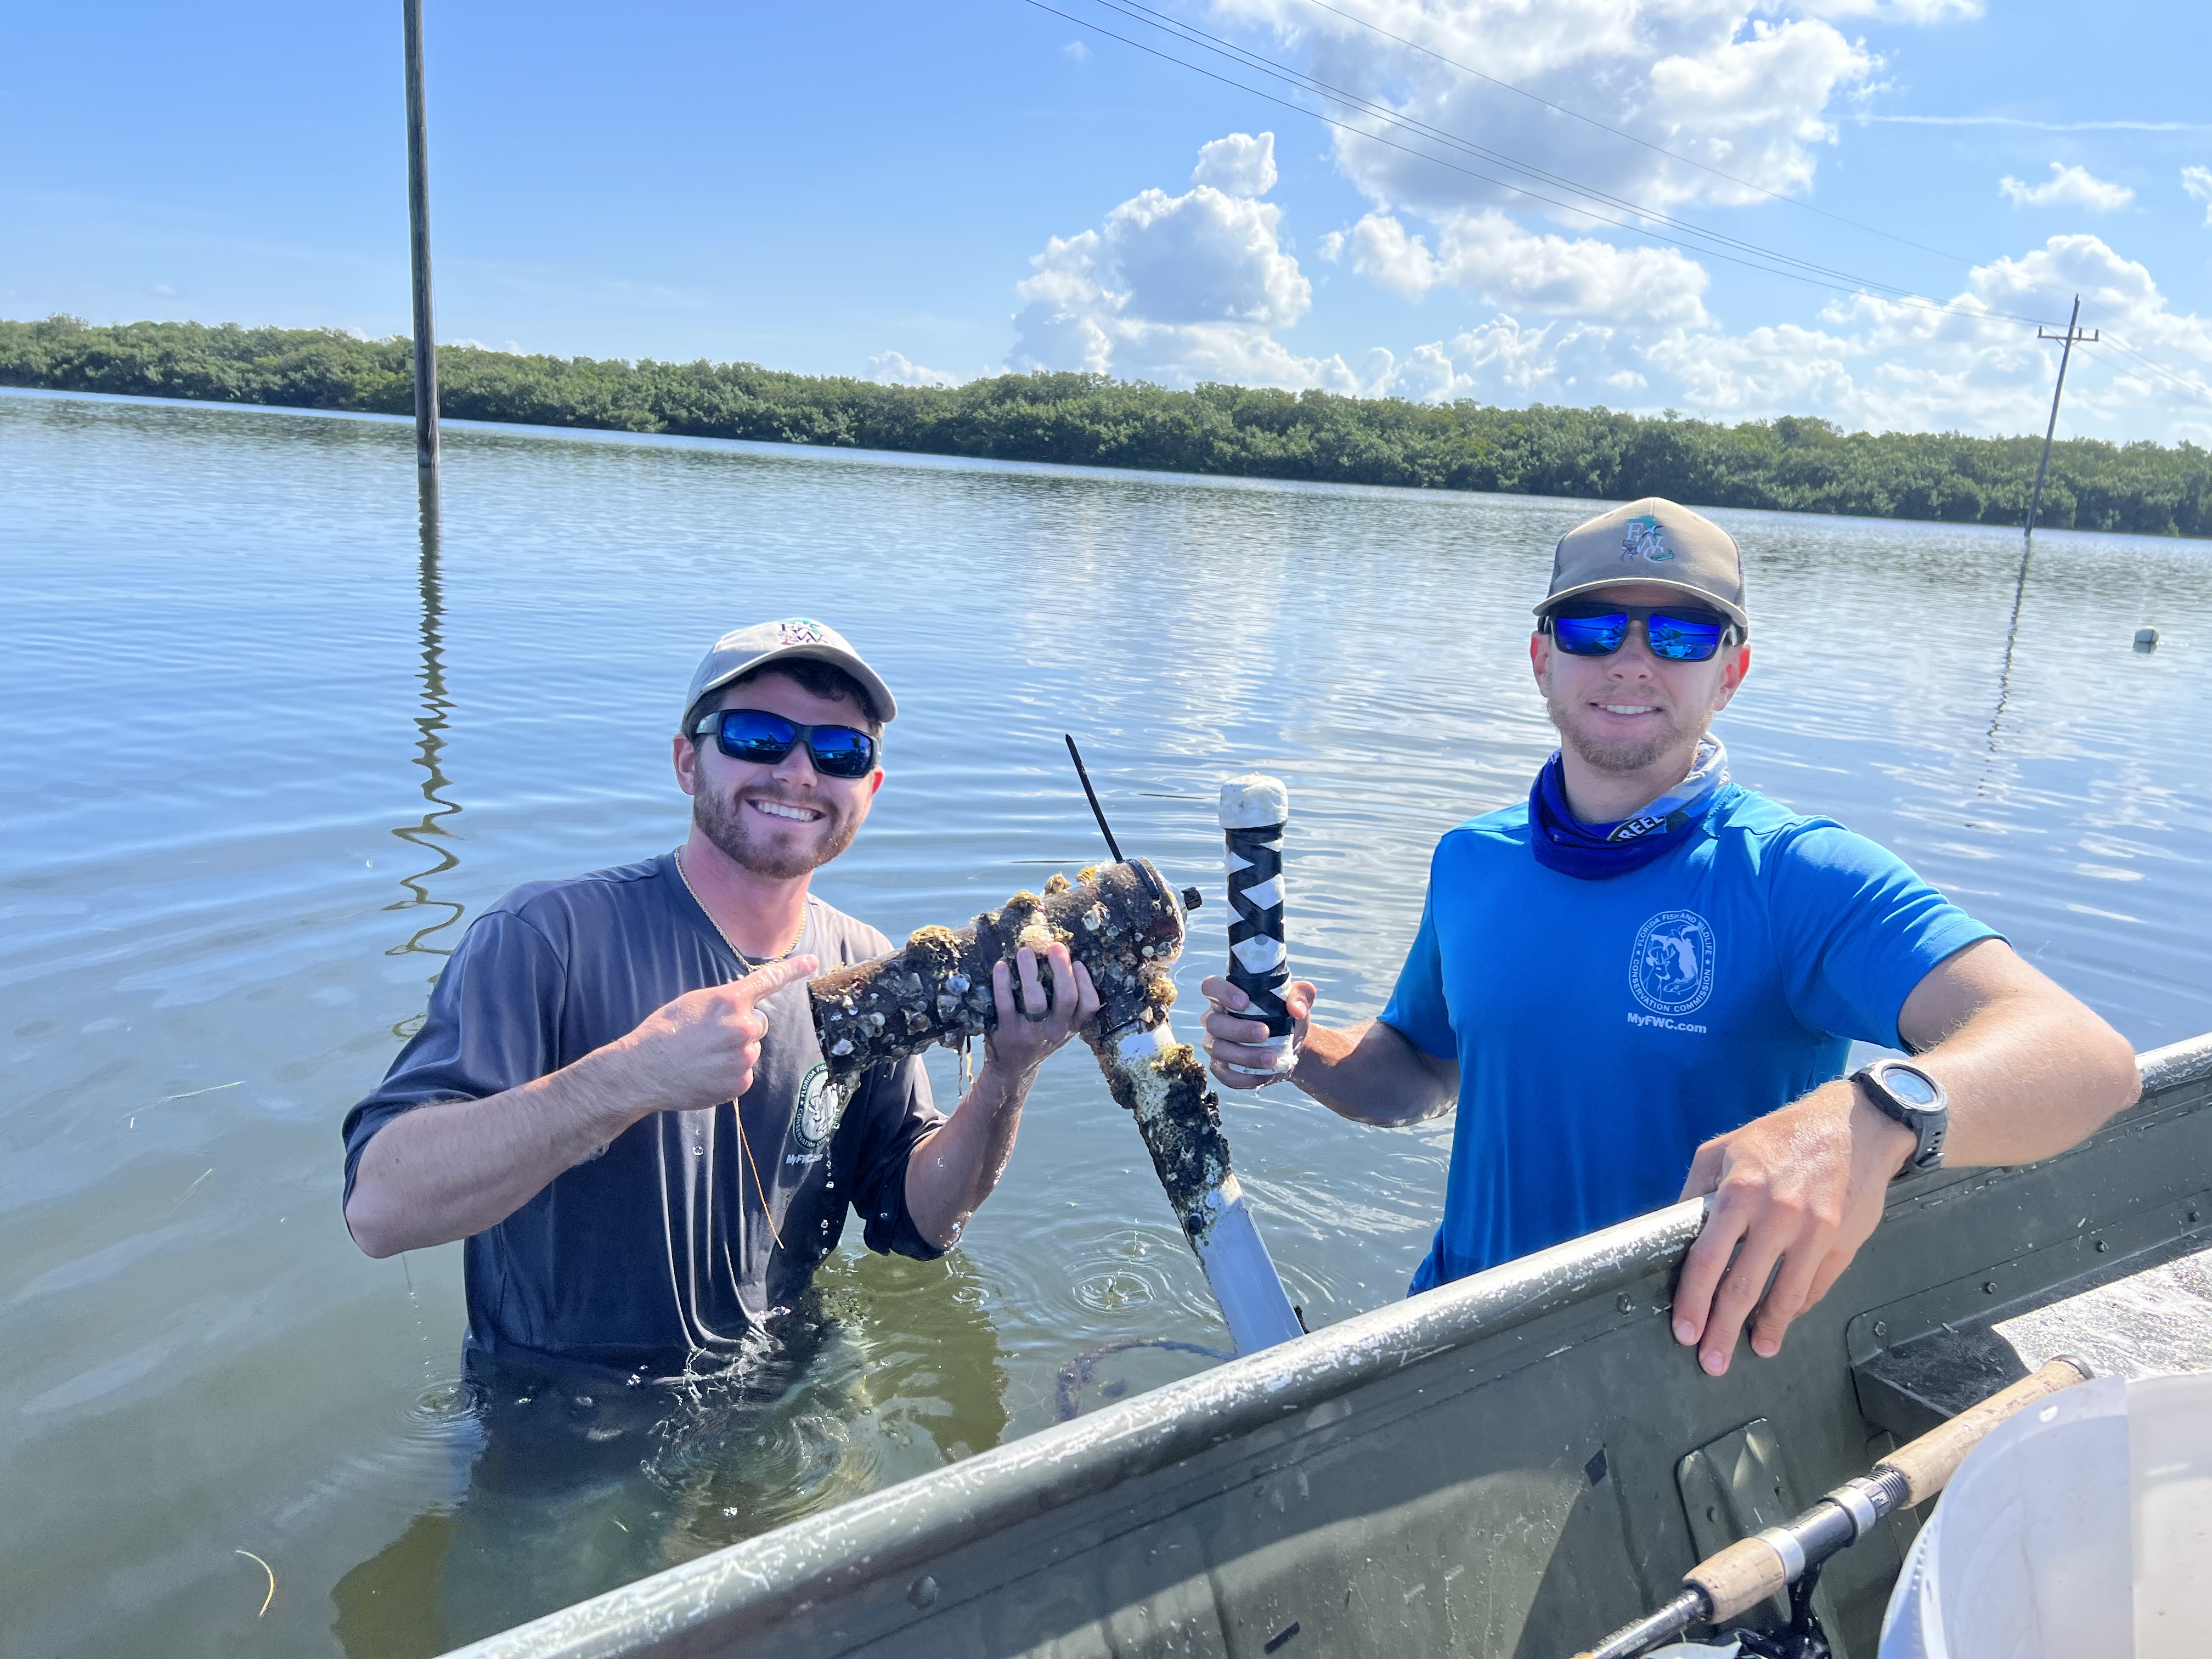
[{"x1": 1220, "y1": 774, "x2": 1296, "y2": 1075}]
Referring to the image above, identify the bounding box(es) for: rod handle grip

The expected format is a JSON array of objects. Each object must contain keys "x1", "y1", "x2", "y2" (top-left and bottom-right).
[
  {"x1": 1876, "y1": 1355, "x2": 2091, "y2": 1506},
  {"x1": 1686, "y1": 1534, "x2": 1787, "y2": 1624}
]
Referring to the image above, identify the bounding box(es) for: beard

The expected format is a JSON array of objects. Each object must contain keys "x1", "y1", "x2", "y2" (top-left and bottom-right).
[
  {"x1": 1545, "y1": 686, "x2": 1712, "y2": 776},
  {"x1": 693, "y1": 783, "x2": 862, "y2": 881}
]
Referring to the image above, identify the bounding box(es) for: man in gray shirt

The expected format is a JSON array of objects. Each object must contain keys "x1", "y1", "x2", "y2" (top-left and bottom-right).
[{"x1": 342, "y1": 618, "x2": 1098, "y2": 1381}]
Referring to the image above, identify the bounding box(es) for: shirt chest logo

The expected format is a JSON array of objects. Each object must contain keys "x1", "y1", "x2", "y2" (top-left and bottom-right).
[
  {"x1": 792, "y1": 1062, "x2": 850, "y2": 1152},
  {"x1": 1630, "y1": 909, "x2": 1717, "y2": 1017}
]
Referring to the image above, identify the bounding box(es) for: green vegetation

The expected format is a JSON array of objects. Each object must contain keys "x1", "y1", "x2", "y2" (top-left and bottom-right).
[{"x1": 5, "y1": 313, "x2": 2207, "y2": 536}]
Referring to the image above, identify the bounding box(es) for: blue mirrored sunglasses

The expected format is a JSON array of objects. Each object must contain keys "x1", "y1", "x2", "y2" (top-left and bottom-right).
[
  {"x1": 1544, "y1": 604, "x2": 1737, "y2": 662},
  {"x1": 693, "y1": 709, "x2": 878, "y2": 778}
]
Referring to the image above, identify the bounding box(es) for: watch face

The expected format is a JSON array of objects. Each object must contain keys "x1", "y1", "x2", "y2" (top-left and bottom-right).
[{"x1": 1883, "y1": 1064, "x2": 1940, "y2": 1108}]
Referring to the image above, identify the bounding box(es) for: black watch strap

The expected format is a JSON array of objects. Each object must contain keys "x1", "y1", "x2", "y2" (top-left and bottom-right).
[{"x1": 1853, "y1": 1059, "x2": 1949, "y2": 1175}]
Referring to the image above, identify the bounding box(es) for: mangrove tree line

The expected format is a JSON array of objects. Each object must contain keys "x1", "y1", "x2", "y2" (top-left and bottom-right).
[{"x1": 4, "y1": 314, "x2": 2206, "y2": 536}]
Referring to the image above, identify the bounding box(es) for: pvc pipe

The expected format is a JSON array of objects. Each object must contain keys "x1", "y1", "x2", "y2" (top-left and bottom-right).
[{"x1": 1103, "y1": 1024, "x2": 1304, "y2": 1354}]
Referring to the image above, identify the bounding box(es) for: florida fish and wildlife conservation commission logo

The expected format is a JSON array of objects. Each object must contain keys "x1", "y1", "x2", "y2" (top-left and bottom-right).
[
  {"x1": 1629, "y1": 909, "x2": 1716, "y2": 1018},
  {"x1": 792, "y1": 1062, "x2": 850, "y2": 1152},
  {"x1": 1618, "y1": 514, "x2": 1676, "y2": 562}
]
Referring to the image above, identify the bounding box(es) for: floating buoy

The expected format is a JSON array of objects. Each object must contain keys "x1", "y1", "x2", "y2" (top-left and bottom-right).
[{"x1": 2135, "y1": 627, "x2": 2160, "y2": 651}]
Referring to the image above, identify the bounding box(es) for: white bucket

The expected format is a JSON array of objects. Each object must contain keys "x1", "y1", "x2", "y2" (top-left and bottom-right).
[{"x1": 1880, "y1": 1371, "x2": 2212, "y2": 1659}]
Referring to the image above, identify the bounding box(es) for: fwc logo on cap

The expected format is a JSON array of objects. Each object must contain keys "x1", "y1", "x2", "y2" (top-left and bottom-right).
[
  {"x1": 1618, "y1": 515, "x2": 1675, "y2": 562},
  {"x1": 777, "y1": 618, "x2": 830, "y2": 645}
]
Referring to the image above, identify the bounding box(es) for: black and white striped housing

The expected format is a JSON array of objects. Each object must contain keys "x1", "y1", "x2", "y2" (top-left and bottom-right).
[{"x1": 1220, "y1": 774, "x2": 1294, "y2": 1056}]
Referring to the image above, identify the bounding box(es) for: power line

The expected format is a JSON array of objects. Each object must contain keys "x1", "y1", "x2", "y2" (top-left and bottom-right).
[
  {"x1": 2081, "y1": 336, "x2": 2212, "y2": 407},
  {"x1": 1029, "y1": 0, "x2": 2060, "y2": 330},
  {"x1": 1097, "y1": 0, "x2": 1960, "y2": 303},
  {"x1": 1289, "y1": 0, "x2": 1983, "y2": 270}
]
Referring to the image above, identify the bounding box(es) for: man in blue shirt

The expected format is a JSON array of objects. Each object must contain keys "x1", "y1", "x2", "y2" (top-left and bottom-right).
[{"x1": 1202, "y1": 498, "x2": 2140, "y2": 1378}]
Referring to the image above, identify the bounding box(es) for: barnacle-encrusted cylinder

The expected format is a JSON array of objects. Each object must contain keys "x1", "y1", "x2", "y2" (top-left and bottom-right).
[
  {"x1": 806, "y1": 857, "x2": 1304, "y2": 1356},
  {"x1": 1096, "y1": 1022, "x2": 1304, "y2": 1354},
  {"x1": 809, "y1": 859, "x2": 1184, "y2": 1082}
]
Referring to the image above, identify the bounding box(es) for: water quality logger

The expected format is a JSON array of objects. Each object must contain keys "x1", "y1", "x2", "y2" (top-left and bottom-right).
[{"x1": 806, "y1": 753, "x2": 1304, "y2": 1356}]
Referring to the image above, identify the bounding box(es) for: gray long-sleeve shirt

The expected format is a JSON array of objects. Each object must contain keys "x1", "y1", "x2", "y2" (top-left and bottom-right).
[{"x1": 342, "y1": 853, "x2": 945, "y2": 1378}]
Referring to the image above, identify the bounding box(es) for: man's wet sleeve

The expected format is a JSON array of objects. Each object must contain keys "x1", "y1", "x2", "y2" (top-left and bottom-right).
[
  {"x1": 340, "y1": 909, "x2": 567, "y2": 1206},
  {"x1": 849, "y1": 1056, "x2": 951, "y2": 1261},
  {"x1": 1378, "y1": 888, "x2": 1456, "y2": 1061}
]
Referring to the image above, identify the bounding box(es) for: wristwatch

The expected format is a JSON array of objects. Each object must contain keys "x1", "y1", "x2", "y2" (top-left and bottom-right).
[{"x1": 1852, "y1": 1059, "x2": 1949, "y2": 1176}]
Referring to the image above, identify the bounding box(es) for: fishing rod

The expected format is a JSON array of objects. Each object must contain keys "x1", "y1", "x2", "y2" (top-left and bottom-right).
[{"x1": 1571, "y1": 1356, "x2": 2092, "y2": 1659}]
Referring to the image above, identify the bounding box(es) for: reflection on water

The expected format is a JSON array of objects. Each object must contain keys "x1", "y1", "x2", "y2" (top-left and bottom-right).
[
  {"x1": 388, "y1": 471, "x2": 464, "y2": 1002},
  {"x1": 332, "y1": 1258, "x2": 1006, "y2": 1657},
  {"x1": 1983, "y1": 535, "x2": 2035, "y2": 762},
  {"x1": 0, "y1": 390, "x2": 2206, "y2": 1659}
]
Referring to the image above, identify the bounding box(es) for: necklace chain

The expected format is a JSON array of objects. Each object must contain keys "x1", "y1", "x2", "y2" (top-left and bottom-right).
[{"x1": 672, "y1": 848, "x2": 806, "y2": 970}]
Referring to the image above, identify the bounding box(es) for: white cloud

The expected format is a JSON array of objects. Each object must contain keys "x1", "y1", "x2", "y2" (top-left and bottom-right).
[
  {"x1": 1011, "y1": 132, "x2": 1374, "y2": 391},
  {"x1": 1063, "y1": 39, "x2": 1089, "y2": 63},
  {"x1": 1793, "y1": 0, "x2": 1980, "y2": 19},
  {"x1": 1363, "y1": 315, "x2": 1643, "y2": 404},
  {"x1": 1192, "y1": 131, "x2": 1278, "y2": 197},
  {"x1": 984, "y1": 49, "x2": 2212, "y2": 443},
  {"x1": 1346, "y1": 210, "x2": 1709, "y2": 326},
  {"x1": 1999, "y1": 162, "x2": 2135, "y2": 212},
  {"x1": 1213, "y1": 0, "x2": 1878, "y2": 216},
  {"x1": 868, "y1": 351, "x2": 966, "y2": 388},
  {"x1": 1333, "y1": 233, "x2": 2211, "y2": 444},
  {"x1": 1639, "y1": 234, "x2": 2208, "y2": 437},
  {"x1": 1107, "y1": 187, "x2": 1310, "y2": 326},
  {"x1": 2185, "y1": 166, "x2": 2212, "y2": 227}
]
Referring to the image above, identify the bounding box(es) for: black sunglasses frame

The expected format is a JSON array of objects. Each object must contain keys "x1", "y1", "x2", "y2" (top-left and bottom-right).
[
  {"x1": 1539, "y1": 603, "x2": 1743, "y2": 662},
  {"x1": 691, "y1": 708, "x2": 880, "y2": 778}
]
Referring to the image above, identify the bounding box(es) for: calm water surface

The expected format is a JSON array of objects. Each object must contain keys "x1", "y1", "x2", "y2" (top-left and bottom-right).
[{"x1": 3, "y1": 390, "x2": 2208, "y2": 1657}]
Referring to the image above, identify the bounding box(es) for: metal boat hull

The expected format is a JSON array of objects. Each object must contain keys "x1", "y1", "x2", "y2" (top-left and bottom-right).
[{"x1": 450, "y1": 1033, "x2": 2212, "y2": 1659}]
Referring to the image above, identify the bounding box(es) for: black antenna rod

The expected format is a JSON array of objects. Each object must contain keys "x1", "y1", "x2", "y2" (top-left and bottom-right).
[{"x1": 1063, "y1": 734, "x2": 1125, "y2": 865}]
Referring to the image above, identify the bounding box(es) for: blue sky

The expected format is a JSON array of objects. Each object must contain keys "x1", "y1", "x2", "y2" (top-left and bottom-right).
[{"x1": 6, "y1": 1, "x2": 2209, "y2": 441}]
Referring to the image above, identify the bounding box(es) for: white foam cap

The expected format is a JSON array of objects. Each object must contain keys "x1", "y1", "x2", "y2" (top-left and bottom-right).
[{"x1": 1219, "y1": 774, "x2": 1289, "y2": 830}]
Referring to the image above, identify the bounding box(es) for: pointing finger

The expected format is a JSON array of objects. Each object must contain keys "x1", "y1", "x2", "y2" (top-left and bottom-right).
[{"x1": 734, "y1": 953, "x2": 819, "y2": 1006}]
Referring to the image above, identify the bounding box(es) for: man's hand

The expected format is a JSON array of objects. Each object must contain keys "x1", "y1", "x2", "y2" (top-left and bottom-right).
[
  {"x1": 1667, "y1": 938, "x2": 2138, "y2": 1378},
  {"x1": 345, "y1": 953, "x2": 820, "y2": 1259},
  {"x1": 981, "y1": 943, "x2": 1101, "y2": 1076},
  {"x1": 904, "y1": 943, "x2": 1100, "y2": 1249},
  {"x1": 1200, "y1": 977, "x2": 1458, "y2": 1127},
  {"x1": 605, "y1": 955, "x2": 821, "y2": 1117},
  {"x1": 1199, "y1": 974, "x2": 1314, "y2": 1089},
  {"x1": 1671, "y1": 1080, "x2": 1914, "y2": 1375}
]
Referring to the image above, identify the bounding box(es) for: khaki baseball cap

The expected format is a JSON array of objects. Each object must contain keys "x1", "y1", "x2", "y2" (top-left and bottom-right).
[
  {"x1": 1534, "y1": 497, "x2": 1748, "y2": 632},
  {"x1": 679, "y1": 618, "x2": 898, "y2": 736}
]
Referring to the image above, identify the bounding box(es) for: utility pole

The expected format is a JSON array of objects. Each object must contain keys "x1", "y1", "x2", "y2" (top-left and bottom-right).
[
  {"x1": 2024, "y1": 295, "x2": 2096, "y2": 541},
  {"x1": 403, "y1": 0, "x2": 439, "y2": 474}
]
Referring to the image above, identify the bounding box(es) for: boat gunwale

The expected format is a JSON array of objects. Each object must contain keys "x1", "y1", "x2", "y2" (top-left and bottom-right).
[{"x1": 448, "y1": 1031, "x2": 2212, "y2": 1658}]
